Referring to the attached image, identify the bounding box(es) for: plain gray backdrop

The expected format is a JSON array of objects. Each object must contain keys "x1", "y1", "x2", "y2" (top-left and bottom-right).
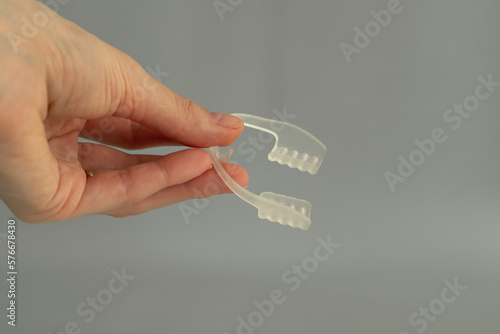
[{"x1": 1, "y1": 0, "x2": 500, "y2": 333}]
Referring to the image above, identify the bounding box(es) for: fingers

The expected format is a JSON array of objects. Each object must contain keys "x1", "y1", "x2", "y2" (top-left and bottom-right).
[
  {"x1": 42, "y1": 8, "x2": 244, "y2": 148},
  {"x1": 73, "y1": 148, "x2": 213, "y2": 217},
  {"x1": 77, "y1": 142, "x2": 161, "y2": 170},
  {"x1": 104, "y1": 163, "x2": 249, "y2": 218},
  {"x1": 75, "y1": 143, "x2": 249, "y2": 218},
  {"x1": 80, "y1": 117, "x2": 178, "y2": 150}
]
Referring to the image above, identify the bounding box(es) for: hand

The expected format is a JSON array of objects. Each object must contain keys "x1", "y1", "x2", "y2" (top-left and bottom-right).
[{"x1": 0, "y1": 0, "x2": 248, "y2": 223}]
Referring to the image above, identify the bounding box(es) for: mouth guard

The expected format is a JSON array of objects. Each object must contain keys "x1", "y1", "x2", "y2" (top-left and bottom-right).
[{"x1": 209, "y1": 113, "x2": 326, "y2": 230}]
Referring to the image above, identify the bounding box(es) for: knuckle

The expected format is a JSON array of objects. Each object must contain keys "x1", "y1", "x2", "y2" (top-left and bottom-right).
[
  {"x1": 175, "y1": 94, "x2": 195, "y2": 116},
  {"x1": 172, "y1": 94, "x2": 206, "y2": 139},
  {"x1": 174, "y1": 94, "x2": 202, "y2": 126},
  {"x1": 116, "y1": 170, "x2": 135, "y2": 206},
  {"x1": 152, "y1": 160, "x2": 170, "y2": 187}
]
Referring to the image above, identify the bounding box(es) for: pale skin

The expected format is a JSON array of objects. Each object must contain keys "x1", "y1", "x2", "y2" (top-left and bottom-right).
[{"x1": 0, "y1": 0, "x2": 249, "y2": 223}]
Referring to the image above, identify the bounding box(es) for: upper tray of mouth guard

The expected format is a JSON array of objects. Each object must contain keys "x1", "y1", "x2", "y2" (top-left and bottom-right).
[
  {"x1": 209, "y1": 113, "x2": 326, "y2": 230},
  {"x1": 232, "y1": 113, "x2": 326, "y2": 175}
]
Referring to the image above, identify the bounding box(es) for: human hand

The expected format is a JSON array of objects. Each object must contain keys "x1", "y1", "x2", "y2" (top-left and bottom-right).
[{"x1": 0, "y1": 0, "x2": 248, "y2": 222}]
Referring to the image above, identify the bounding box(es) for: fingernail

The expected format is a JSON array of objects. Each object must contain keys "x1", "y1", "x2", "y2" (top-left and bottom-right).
[{"x1": 211, "y1": 112, "x2": 244, "y2": 129}]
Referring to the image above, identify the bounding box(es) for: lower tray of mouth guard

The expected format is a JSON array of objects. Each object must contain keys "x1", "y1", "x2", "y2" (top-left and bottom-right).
[{"x1": 209, "y1": 146, "x2": 312, "y2": 230}]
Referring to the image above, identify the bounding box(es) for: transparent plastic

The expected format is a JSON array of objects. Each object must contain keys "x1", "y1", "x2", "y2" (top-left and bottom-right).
[{"x1": 209, "y1": 113, "x2": 326, "y2": 230}]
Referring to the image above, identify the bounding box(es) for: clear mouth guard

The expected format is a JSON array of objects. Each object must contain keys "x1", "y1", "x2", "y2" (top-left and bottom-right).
[{"x1": 209, "y1": 113, "x2": 326, "y2": 230}]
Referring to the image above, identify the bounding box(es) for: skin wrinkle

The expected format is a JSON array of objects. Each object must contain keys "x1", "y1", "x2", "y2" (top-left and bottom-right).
[
  {"x1": 31, "y1": 168, "x2": 76, "y2": 222},
  {"x1": 171, "y1": 94, "x2": 201, "y2": 143},
  {"x1": 111, "y1": 52, "x2": 138, "y2": 121}
]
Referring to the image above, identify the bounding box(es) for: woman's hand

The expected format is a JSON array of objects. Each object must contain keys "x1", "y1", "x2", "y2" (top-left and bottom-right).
[{"x1": 0, "y1": 0, "x2": 248, "y2": 222}]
